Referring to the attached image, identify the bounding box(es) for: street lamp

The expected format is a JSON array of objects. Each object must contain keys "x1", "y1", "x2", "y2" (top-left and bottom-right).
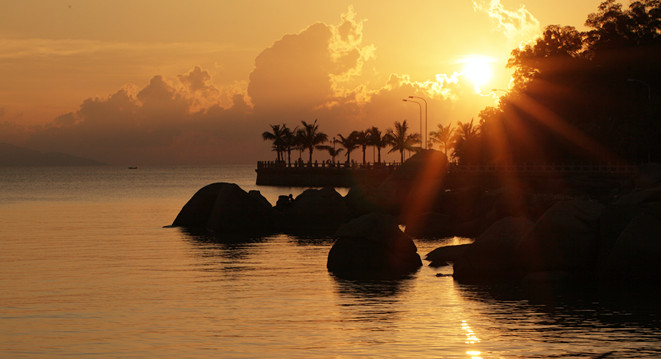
[
  {"x1": 402, "y1": 98, "x2": 423, "y2": 148},
  {"x1": 408, "y1": 96, "x2": 428, "y2": 149}
]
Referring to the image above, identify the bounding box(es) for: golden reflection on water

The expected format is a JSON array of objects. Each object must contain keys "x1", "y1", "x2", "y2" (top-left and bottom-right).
[{"x1": 461, "y1": 320, "x2": 482, "y2": 358}]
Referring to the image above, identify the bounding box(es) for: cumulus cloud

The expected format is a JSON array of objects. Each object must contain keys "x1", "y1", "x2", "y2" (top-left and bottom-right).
[
  {"x1": 13, "y1": 7, "x2": 492, "y2": 164},
  {"x1": 473, "y1": 0, "x2": 541, "y2": 44},
  {"x1": 22, "y1": 68, "x2": 256, "y2": 164}
]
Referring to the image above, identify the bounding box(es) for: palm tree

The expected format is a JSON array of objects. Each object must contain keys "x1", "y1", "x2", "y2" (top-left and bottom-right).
[
  {"x1": 297, "y1": 119, "x2": 328, "y2": 164},
  {"x1": 452, "y1": 118, "x2": 480, "y2": 163},
  {"x1": 354, "y1": 130, "x2": 369, "y2": 165},
  {"x1": 386, "y1": 120, "x2": 420, "y2": 164},
  {"x1": 429, "y1": 122, "x2": 455, "y2": 160},
  {"x1": 336, "y1": 132, "x2": 359, "y2": 164},
  {"x1": 367, "y1": 126, "x2": 388, "y2": 164},
  {"x1": 317, "y1": 145, "x2": 344, "y2": 163},
  {"x1": 262, "y1": 124, "x2": 286, "y2": 163},
  {"x1": 282, "y1": 125, "x2": 298, "y2": 166}
]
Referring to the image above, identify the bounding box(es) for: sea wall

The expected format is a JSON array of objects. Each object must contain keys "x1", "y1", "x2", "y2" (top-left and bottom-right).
[{"x1": 255, "y1": 163, "x2": 397, "y2": 187}]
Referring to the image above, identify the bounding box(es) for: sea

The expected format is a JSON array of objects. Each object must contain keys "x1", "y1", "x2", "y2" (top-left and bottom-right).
[{"x1": 1, "y1": 165, "x2": 661, "y2": 358}]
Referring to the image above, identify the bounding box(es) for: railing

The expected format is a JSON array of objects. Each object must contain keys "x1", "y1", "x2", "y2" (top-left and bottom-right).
[
  {"x1": 257, "y1": 160, "x2": 401, "y2": 170},
  {"x1": 447, "y1": 163, "x2": 638, "y2": 174}
]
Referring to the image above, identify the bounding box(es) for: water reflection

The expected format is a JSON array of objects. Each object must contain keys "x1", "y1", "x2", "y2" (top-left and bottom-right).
[
  {"x1": 331, "y1": 277, "x2": 415, "y2": 329},
  {"x1": 455, "y1": 282, "x2": 661, "y2": 357},
  {"x1": 177, "y1": 227, "x2": 273, "y2": 279},
  {"x1": 332, "y1": 277, "x2": 414, "y2": 299}
]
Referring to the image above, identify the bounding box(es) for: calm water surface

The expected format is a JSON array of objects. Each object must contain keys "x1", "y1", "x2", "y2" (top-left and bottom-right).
[{"x1": 1, "y1": 165, "x2": 660, "y2": 358}]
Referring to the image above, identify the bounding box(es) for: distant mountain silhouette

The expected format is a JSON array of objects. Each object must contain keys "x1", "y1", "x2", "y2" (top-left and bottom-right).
[{"x1": 0, "y1": 142, "x2": 106, "y2": 167}]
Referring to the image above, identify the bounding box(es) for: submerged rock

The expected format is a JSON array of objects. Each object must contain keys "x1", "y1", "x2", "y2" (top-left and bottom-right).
[
  {"x1": 327, "y1": 213, "x2": 422, "y2": 279},
  {"x1": 172, "y1": 182, "x2": 275, "y2": 234},
  {"x1": 425, "y1": 243, "x2": 472, "y2": 267}
]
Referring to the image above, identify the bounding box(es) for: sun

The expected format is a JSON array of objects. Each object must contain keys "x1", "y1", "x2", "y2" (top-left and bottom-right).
[{"x1": 459, "y1": 55, "x2": 495, "y2": 93}]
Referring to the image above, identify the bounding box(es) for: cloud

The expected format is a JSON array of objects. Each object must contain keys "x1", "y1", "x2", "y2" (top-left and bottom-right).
[
  {"x1": 22, "y1": 68, "x2": 257, "y2": 164},
  {"x1": 0, "y1": 37, "x2": 244, "y2": 60},
  {"x1": 11, "y1": 7, "x2": 493, "y2": 165},
  {"x1": 473, "y1": 0, "x2": 541, "y2": 44}
]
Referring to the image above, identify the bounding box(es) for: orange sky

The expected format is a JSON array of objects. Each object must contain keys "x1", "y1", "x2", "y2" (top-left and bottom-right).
[{"x1": 0, "y1": 0, "x2": 604, "y2": 164}]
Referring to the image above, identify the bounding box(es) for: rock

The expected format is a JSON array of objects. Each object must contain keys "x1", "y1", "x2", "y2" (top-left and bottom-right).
[
  {"x1": 634, "y1": 163, "x2": 660, "y2": 188},
  {"x1": 599, "y1": 213, "x2": 661, "y2": 282},
  {"x1": 172, "y1": 182, "x2": 275, "y2": 233},
  {"x1": 425, "y1": 243, "x2": 472, "y2": 267},
  {"x1": 476, "y1": 216, "x2": 534, "y2": 243},
  {"x1": 282, "y1": 187, "x2": 350, "y2": 233},
  {"x1": 376, "y1": 150, "x2": 448, "y2": 213},
  {"x1": 404, "y1": 212, "x2": 453, "y2": 238},
  {"x1": 275, "y1": 194, "x2": 292, "y2": 210},
  {"x1": 516, "y1": 200, "x2": 604, "y2": 276},
  {"x1": 452, "y1": 217, "x2": 533, "y2": 283},
  {"x1": 521, "y1": 271, "x2": 572, "y2": 285},
  {"x1": 344, "y1": 185, "x2": 386, "y2": 218},
  {"x1": 327, "y1": 213, "x2": 422, "y2": 279},
  {"x1": 248, "y1": 190, "x2": 272, "y2": 208},
  {"x1": 614, "y1": 187, "x2": 661, "y2": 206},
  {"x1": 598, "y1": 204, "x2": 644, "y2": 264}
]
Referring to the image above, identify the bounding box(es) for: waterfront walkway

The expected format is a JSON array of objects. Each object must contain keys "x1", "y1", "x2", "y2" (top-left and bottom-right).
[{"x1": 255, "y1": 160, "x2": 639, "y2": 187}]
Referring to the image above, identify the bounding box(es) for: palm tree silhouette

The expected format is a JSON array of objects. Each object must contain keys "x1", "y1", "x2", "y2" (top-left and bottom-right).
[
  {"x1": 367, "y1": 126, "x2": 388, "y2": 164},
  {"x1": 429, "y1": 122, "x2": 455, "y2": 160},
  {"x1": 387, "y1": 120, "x2": 420, "y2": 164},
  {"x1": 282, "y1": 125, "x2": 298, "y2": 166},
  {"x1": 297, "y1": 119, "x2": 328, "y2": 164},
  {"x1": 452, "y1": 119, "x2": 480, "y2": 163},
  {"x1": 318, "y1": 145, "x2": 344, "y2": 163},
  {"x1": 354, "y1": 130, "x2": 369, "y2": 165},
  {"x1": 336, "y1": 132, "x2": 360, "y2": 164},
  {"x1": 262, "y1": 124, "x2": 286, "y2": 163}
]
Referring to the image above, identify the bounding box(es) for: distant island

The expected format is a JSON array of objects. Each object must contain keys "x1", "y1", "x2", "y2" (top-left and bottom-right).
[{"x1": 0, "y1": 142, "x2": 105, "y2": 167}]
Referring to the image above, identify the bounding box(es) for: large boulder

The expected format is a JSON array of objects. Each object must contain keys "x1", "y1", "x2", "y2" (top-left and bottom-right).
[
  {"x1": 515, "y1": 200, "x2": 604, "y2": 277},
  {"x1": 282, "y1": 187, "x2": 350, "y2": 233},
  {"x1": 452, "y1": 217, "x2": 534, "y2": 283},
  {"x1": 376, "y1": 150, "x2": 448, "y2": 213},
  {"x1": 327, "y1": 213, "x2": 422, "y2": 279},
  {"x1": 599, "y1": 212, "x2": 661, "y2": 282},
  {"x1": 172, "y1": 182, "x2": 275, "y2": 233}
]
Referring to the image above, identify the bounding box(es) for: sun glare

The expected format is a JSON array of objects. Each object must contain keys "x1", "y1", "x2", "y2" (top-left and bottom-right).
[{"x1": 459, "y1": 55, "x2": 495, "y2": 93}]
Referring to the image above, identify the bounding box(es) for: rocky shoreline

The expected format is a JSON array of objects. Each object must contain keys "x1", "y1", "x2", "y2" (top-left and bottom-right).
[{"x1": 171, "y1": 150, "x2": 661, "y2": 283}]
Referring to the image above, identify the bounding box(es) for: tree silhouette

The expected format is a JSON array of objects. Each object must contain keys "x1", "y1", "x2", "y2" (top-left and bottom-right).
[
  {"x1": 386, "y1": 120, "x2": 419, "y2": 164},
  {"x1": 282, "y1": 125, "x2": 297, "y2": 166},
  {"x1": 353, "y1": 130, "x2": 369, "y2": 165},
  {"x1": 477, "y1": 0, "x2": 660, "y2": 164},
  {"x1": 452, "y1": 119, "x2": 481, "y2": 164},
  {"x1": 336, "y1": 132, "x2": 359, "y2": 164},
  {"x1": 367, "y1": 126, "x2": 388, "y2": 164},
  {"x1": 429, "y1": 122, "x2": 455, "y2": 160},
  {"x1": 317, "y1": 145, "x2": 344, "y2": 163},
  {"x1": 297, "y1": 119, "x2": 328, "y2": 164},
  {"x1": 262, "y1": 124, "x2": 286, "y2": 163}
]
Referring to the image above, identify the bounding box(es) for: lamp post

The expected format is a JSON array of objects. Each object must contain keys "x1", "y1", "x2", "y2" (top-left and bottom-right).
[
  {"x1": 402, "y1": 98, "x2": 423, "y2": 148},
  {"x1": 408, "y1": 96, "x2": 428, "y2": 149}
]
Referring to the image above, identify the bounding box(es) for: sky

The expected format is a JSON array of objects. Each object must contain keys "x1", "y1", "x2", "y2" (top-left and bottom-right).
[{"x1": 0, "y1": 0, "x2": 605, "y2": 164}]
